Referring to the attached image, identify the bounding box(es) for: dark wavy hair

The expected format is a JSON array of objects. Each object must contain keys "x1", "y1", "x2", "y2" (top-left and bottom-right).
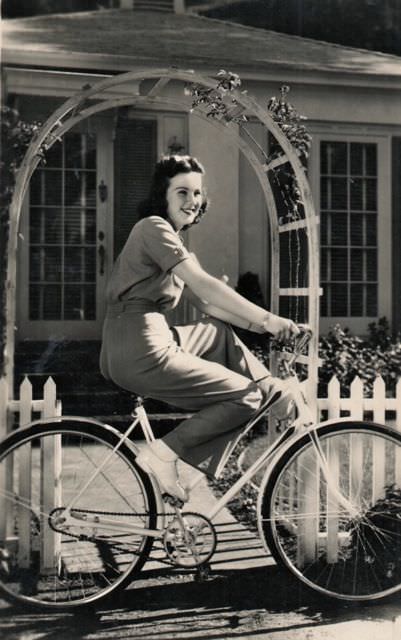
[{"x1": 137, "y1": 155, "x2": 209, "y2": 230}]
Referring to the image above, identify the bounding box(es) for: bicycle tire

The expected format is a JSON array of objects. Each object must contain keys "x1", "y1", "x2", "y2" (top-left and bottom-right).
[
  {"x1": 259, "y1": 421, "x2": 401, "y2": 601},
  {"x1": 0, "y1": 419, "x2": 157, "y2": 609}
]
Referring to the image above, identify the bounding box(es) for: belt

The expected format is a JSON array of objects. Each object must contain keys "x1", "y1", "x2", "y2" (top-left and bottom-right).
[{"x1": 106, "y1": 299, "x2": 162, "y2": 317}]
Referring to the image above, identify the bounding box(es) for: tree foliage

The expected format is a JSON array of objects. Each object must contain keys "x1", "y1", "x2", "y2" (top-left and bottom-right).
[
  {"x1": 204, "y1": 0, "x2": 401, "y2": 56},
  {"x1": 0, "y1": 107, "x2": 42, "y2": 376}
]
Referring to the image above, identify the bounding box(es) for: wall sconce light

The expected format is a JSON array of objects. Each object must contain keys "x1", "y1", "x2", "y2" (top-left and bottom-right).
[
  {"x1": 98, "y1": 180, "x2": 108, "y2": 203},
  {"x1": 167, "y1": 135, "x2": 185, "y2": 155}
]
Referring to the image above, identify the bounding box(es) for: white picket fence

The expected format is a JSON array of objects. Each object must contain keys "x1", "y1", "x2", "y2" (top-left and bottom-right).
[
  {"x1": 0, "y1": 374, "x2": 400, "y2": 575},
  {"x1": 317, "y1": 375, "x2": 401, "y2": 426},
  {"x1": 0, "y1": 376, "x2": 62, "y2": 571}
]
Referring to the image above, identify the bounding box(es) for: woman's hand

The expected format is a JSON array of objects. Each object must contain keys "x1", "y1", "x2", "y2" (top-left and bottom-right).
[{"x1": 262, "y1": 313, "x2": 300, "y2": 341}]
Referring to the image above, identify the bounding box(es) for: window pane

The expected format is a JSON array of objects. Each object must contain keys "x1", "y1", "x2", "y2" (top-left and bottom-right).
[
  {"x1": 365, "y1": 214, "x2": 377, "y2": 246},
  {"x1": 64, "y1": 247, "x2": 83, "y2": 282},
  {"x1": 29, "y1": 285, "x2": 61, "y2": 320},
  {"x1": 320, "y1": 211, "x2": 328, "y2": 244},
  {"x1": 320, "y1": 283, "x2": 328, "y2": 316},
  {"x1": 65, "y1": 133, "x2": 83, "y2": 169},
  {"x1": 45, "y1": 141, "x2": 63, "y2": 167},
  {"x1": 350, "y1": 143, "x2": 363, "y2": 175},
  {"x1": 350, "y1": 284, "x2": 363, "y2": 316},
  {"x1": 330, "y1": 178, "x2": 347, "y2": 209},
  {"x1": 64, "y1": 132, "x2": 96, "y2": 170},
  {"x1": 85, "y1": 248, "x2": 96, "y2": 281},
  {"x1": 43, "y1": 285, "x2": 62, "y2": 320},
  {"x1": 331, "y1": 248, "x2": 348, "y2": 280},
  {"x1": 365, "y1": 144, "x2": 377, "y2": 176},
  {"x1": 30, "y1": 170, "x2": 44, "y2": 205},
  {"x1": 44, "y1": 171, "x2": 63, "y2": 206},
  {"x1": 320, "y1": 248, "x2": 327, "y2": 280},
  {"x1": 65, "y1": 171, "x2": 96, "y2": 207},
  {"x1": 30, "y1": 209, "x2": 43, "y2": 244},
  {"x1": 331, "y1": 212, "x2": 348, "y2": 245},
  {"x1": 350, "y1": 214, "x2": 363, "y2": 245},
  {"x1": 64, "y1": 285, "x2": 96, "y2": 320},
  {"x1": 44, "y1": 208, "x2": 62, "y2": 244},
  {"x1": 27, "y1": 130, "x2": 98, "y2": 322},
  {"x1": 44, "y1": 248, "x2": 62, "y2": 281},
  {"x1": 366, "y1": 178, "x2": 377, "y2": 210},
  {"x1": 350, "y1": 249, "x2": 363, "y2": 280},
  {"x1": 331, "y1": 283, "x2": 348, "y2": 316},
  {"x1": 350, "y1": 178, "x2": 363, "y2": 210},
  {"x1": 366, "y1": 249, "x2": 377, "y2": 281},
  {"x1": 30, "y1": 248, "x2": 42, "y2": 282},
  {"x1": 322, "y1": 142, "x2": 347, "y2": 174},
  {"x1": 321, "y1": 177, "x2": 328, "y2": 209},
  {"x1": 320, "y1": 141, "x2": 378, "y2": 320},
  {"x1": 366, "y1": 284, "x2": 377, "y2": 316}
]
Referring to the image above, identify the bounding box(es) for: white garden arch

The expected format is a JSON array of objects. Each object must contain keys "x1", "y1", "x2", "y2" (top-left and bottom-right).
[{"x1": 3, "y1": 68, "x2": 320, "y2": 405}]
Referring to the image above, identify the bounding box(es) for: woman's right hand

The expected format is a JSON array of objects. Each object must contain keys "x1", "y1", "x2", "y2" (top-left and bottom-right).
[{"x1": 263, "y1": 313, "x2": 300, "y2": 341}]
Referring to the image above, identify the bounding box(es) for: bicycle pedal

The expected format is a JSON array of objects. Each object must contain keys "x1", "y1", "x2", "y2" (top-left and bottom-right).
[{"x1": 162, "y1": 493, "x2": 184, "y2": 509}]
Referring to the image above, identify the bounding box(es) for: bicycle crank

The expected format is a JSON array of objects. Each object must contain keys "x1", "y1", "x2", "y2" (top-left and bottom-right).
[{"x1": 163, "y1": 512, "x2": 216, "y2": 568}]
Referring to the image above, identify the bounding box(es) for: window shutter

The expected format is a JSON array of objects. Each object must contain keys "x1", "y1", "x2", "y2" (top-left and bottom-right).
[{"x1": 114, "y1": 118, "x2": 157, "y2": 258}]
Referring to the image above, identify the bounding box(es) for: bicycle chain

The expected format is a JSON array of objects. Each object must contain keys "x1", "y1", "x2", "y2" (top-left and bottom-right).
[{"x1": 49, "y1": 507, "x2": 176, "y2": 540}]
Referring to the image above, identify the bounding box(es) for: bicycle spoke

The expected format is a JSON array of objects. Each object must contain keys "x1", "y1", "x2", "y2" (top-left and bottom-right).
[
  {"x1": 0, "y1": 425, "x2": 156, "y2": 608},
  {"x1": 260, "y1": 423, "x2": 401, "y2": 600}
]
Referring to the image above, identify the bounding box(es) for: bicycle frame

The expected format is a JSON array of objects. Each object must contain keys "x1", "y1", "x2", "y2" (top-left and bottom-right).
[{"x1": 58, "y1": 328, "x2": 357, "y2": 540}]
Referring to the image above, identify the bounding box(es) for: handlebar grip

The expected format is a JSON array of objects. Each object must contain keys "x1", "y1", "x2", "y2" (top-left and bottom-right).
[{"x1": 297, "y1": 323, "x2": 312, "y2": 336}]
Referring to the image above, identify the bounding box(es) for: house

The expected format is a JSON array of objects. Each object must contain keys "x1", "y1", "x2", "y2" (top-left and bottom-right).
[{"x1": 2, "y1": 3, "x2": 401, "y2": 413}]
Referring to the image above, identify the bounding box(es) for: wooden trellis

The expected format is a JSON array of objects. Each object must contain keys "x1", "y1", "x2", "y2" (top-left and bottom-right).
[{"x1": 3, "y1": 68, "x2": 320, "y2": 408}]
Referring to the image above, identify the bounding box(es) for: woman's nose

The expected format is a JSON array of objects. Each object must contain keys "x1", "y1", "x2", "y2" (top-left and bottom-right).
[{"x1": 186, "y1": 194, "x2": 196, "y2": 207}]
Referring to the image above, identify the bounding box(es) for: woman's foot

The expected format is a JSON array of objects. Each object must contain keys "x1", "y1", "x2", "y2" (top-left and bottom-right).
[
  {"x1": 136, "y1": 440, "x2": 188, "y2": 502},
  {"x1": 258, "y1": 376, "x2": 296, "y2": 430}
]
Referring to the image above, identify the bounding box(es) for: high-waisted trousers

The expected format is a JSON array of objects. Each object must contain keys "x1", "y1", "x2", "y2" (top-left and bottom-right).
[{"x1": 100, "y1": 302, "x2": 281, "y2": 477}]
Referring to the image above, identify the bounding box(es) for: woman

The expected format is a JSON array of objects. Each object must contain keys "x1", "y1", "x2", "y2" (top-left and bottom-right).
[{"x1": 100, "y1": 155, "x2": 299, "y2": 502}]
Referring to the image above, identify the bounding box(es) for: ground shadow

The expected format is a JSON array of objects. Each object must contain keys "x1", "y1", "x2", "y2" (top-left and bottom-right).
[{"x1": 1, "y1": 563, "x2": 400, "y2": 640}]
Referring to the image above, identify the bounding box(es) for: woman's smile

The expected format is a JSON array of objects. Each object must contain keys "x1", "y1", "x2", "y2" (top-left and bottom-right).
[{"x1": 166, "y1": 171, "x2": 203, "y2": 231}]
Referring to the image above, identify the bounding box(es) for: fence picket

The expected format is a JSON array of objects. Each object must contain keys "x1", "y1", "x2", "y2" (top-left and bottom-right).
[
  {"x1": 347, "y1": 377, "x2": 364, "y2": 507},
  {"x1": 327, "y1": 376, "x2": 340, "y2": 419},
  {"x1": 396, "y1": 380, "x2": 401, "y2": 488},
  {"x1": 18, "y1": 377, "x2": 33, "y2": 569},
  {"x1": 371, "y1": 377, "x2": 386, "y2": 502},
  {"x1": 40, "y1": 378, "x2": 62, "y2": 572}
]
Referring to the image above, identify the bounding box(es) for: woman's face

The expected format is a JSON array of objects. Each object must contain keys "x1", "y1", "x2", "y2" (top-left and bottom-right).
[{"x1": 166, "y1": 171, "x2": 203, "y2": 231}]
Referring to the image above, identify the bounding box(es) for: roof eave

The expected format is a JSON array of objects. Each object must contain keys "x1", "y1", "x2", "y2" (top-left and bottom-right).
[{"x1": 4, "y1": 48, "x2": 401, "y2": 91}]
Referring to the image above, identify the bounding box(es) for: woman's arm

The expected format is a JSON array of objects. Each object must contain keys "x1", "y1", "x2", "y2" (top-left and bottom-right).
[
  {"x1": 182, "y1": 287, "x2": 264, "y2": 332},
  {"x1": 173, "y1": 257, "x2": 299, "y2": 339}
]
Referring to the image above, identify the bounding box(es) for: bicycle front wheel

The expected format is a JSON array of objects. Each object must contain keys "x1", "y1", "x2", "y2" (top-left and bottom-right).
[
  {"x1": 0, "y1": 420, "x2": 156, "y2": 609},
  {"x1": 260, "y1": 421, "x2": 401, "y2": 601}
]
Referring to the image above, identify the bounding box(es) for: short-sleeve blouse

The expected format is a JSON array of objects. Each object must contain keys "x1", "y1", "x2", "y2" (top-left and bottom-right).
[{"x1": 106, "y1": 216, "x2": 190, "y2": 311}]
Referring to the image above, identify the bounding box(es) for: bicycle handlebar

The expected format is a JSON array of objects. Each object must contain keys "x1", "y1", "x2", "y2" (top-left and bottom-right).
[{"x1": 280, "y1": 323, "x2": 313, "y2": 372}]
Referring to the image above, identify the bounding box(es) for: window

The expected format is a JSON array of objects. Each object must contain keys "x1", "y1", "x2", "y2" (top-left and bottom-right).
[
  {"x1": 29, "y1": 132, "x2": 97, "y2": 321},
  {"x1": 320, "y1": 141, "x2": 378, "y2": 318}
]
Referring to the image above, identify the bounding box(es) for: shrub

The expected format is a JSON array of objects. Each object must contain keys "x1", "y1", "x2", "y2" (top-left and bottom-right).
[{"x1": 319, "y1": 318, "x2": 401, "y2": 396}]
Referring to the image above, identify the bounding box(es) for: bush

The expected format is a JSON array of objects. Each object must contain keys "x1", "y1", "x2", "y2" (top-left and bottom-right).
[{"x1": 319, "y1": 318, "x2": 401, "y2": 396}]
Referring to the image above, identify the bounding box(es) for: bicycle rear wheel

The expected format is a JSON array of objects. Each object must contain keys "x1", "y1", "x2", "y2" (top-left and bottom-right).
[
  {"x1": 0, "y1": 420, "x2": 156, "y2": 609},
  {"x1": 260, "y1": 421, "x2": 401, "y2": 601}
]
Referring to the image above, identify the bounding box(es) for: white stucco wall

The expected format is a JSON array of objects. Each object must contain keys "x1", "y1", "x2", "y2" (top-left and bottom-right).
[{"x1": 187, "y1": 113, "x2": 240, "y2": 285}]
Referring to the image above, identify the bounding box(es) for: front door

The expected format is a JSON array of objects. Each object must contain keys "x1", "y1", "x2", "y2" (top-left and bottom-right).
[{"x1": 18, "y1": 118, "x2": 113, "y2": 340}]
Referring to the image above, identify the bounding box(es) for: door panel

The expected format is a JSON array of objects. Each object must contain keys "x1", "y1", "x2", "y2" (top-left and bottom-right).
[{"x1": 18, "y1": 121, "x2": 112, "y2": 340}]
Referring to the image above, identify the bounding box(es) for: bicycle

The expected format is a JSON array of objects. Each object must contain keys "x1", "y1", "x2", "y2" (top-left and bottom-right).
[{"x1": 0, "y1": 327, "x2": 401, "y2": 609}]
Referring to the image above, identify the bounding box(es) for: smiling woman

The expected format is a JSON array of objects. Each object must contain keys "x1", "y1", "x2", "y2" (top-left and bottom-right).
[{"x1": 99, "y1": 153, "x2": 299, "y2": 502}]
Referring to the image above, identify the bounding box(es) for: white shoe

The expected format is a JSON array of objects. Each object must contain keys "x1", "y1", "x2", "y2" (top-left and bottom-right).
[{"x1": 136, "y1": 440, "x2": 188, "y2": 502}]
